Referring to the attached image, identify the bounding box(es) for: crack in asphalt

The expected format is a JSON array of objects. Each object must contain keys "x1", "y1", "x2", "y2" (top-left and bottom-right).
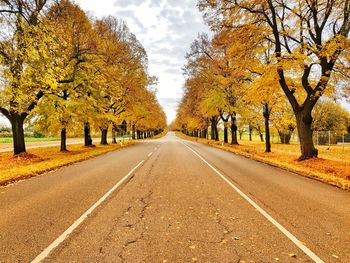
[
  {"x1": 98, "y1": 205, "x2": 134, "y2": 260},
  {"x1": 99, "y1": 155, "x2": 162, "y2": 261},
  {"x1": 117, "y1": 190, "x2": 154, "y2": 262}
]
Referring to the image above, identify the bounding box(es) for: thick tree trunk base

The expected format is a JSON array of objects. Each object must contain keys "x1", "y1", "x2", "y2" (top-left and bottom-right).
[
  {"x1": 84, "y1": 122, "x2": 93, "y2": 147},
  {"x1": 10, "y1": 115, "x2": 26, "y2": 155},
  {"x1": 84, "y1": 144, "x2": 96, "y2": 148},
  {"x1": 60, "y1": 128, "x2": 68, "y2": 152},
  {"x1": 231, "y1": 122, "x2": 239, "y2": 145},
  {"x1": 223, "y1": 126, "x2": 228, "y2": 144},
  {"x1": 264, "y1": 104, "x2": 271, "y2": 153},
  {"x1": 298, "y1": 149, "x2": 318, "y2": 161},
  {"x1": 100, "y1": 129, "x2": 108, "y2": 145},
  {"x1": 296, "y1": 111, "x2": 318, "y2": 160},
  {"x1": 12, "y1": 152, "x2": 39, "y2": 159}
]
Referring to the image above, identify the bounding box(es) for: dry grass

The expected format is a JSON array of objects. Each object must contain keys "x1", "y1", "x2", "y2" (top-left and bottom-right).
[
  {"x1": 150, "y1": 130, "x2": 168, "y2": 140},
  {"x1": 240, "y1": 140, "x2": 350, "y2": 162},
  {"x1": 0, "y1": 142, "x2": 136, "y2": 186},
  {"x1": 177, "y1": 133, "x2": 350, "y2": 190}
]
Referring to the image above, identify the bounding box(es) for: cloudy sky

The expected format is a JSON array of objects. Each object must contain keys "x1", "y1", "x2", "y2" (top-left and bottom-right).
[{"x1": 74, "y1": 0, "x2": 210, "y2": 124}]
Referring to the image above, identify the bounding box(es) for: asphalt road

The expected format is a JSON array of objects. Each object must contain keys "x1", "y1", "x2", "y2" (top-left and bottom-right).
[{"x1": 0, "y1": 132, "x2": 349, "y2": 262}]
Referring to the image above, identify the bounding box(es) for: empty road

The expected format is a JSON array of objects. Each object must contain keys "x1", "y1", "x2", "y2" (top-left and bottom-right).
[{"x1": 0, "y1": 133, "x2": 349, "y2": 262}]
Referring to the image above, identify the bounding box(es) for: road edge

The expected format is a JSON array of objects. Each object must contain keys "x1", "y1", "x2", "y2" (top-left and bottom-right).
[
  {"x1": 0, "y1": 142, "x2": 138, "y2": 187},
  {"x1": 176, "y1": 133, "x2": 350, "y2": 192}
]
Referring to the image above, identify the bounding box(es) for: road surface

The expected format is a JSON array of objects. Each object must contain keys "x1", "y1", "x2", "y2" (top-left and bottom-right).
[{"x1": 0, "y1": 132, "x2": 349, "y2": 262}]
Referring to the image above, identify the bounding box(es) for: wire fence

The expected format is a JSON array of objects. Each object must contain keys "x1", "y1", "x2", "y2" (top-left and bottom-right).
[
  {"x1": 313, "y1": 131, "x2": 350, "y2": 146},
  {"x1": 223, "y1": 130, "x2": 350, "y2": 146}
]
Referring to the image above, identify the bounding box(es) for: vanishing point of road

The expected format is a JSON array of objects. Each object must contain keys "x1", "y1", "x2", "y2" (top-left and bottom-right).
[{"x1": 0, "y1": 133, "x2": 349, "y2": 262}]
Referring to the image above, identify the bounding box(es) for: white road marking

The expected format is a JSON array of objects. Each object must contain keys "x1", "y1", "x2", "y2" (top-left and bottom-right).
[
  {"x1": 148, "y1": 152, "x2": 153, "y2": 157},
  {"x1": 31, "y1": 160, "x2": 145, "y2": 263},
  {"x1": 182, "y1": 142, "x2": 325, "y2": 263}
]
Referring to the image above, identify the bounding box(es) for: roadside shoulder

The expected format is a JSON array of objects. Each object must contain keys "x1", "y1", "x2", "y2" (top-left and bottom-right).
[
  {"x1": 0, "y1": 142, "x2": 137, "y2": 187},
  {"x1": 177, "y1": 133, "x2": 350, "y2": 191}
]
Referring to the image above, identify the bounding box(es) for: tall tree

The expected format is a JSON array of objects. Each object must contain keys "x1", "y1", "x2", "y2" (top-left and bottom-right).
[
  {"x1": 40, "y1": 0, "x2": 96, "y2": 151},
  {"x1": 0, "y1": 0, "x2": 63, "y2": 154},
  {"x1": 199, "y1": 0, "x2": 350, "y2": 159}
]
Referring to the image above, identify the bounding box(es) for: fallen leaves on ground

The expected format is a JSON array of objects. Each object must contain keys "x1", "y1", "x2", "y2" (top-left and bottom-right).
[
  {"x1": 0, "y1": 142, "x2": 136, "y2": 186},
  {"x1": 177, "y1": 133, "x2": 350, "y2": 190}
]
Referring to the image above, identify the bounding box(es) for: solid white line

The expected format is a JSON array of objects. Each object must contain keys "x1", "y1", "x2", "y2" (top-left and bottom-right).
[
  {"x1": 148, "y1": 152, "x2": 153, "y2": 157},
  {"x1": 182, "y1": 142, "x2": 325, "y2": 263},
  {"x1": 31, "y1": 160, "x2": 145, "y2": 263}
]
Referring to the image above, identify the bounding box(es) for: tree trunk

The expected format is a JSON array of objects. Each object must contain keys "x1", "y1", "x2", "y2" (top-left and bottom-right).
[
  {"x1": 230, "y1": 114, "x2": 238, "y2": 145},
  {"x1": 84, "y1": 122, "x2": 93, "y2": 146},
  {"x1": 258, "y1": 128, "x2": 264, "y2": 142},
  {"x1": 249, "y1": 125, "x2": 253, "y2": 141},
  {"x1": 132, "y1": 124, "x2": 136, "y2": 140},
  {"x1": 100, "y1": 128, "x2": 108, "y2": 145},
  {"x1": 214, "y1": 126, "x2": 219, "y2": 141},
  {"x1": 112, "y1": 124, "x2": 117, "y2": 144},
  {"x1": 10, "y1": 115, "x2": 26, "y2": 155},
  {"x1": 223, "y1": 125, "x2": 228, "y2": 143},
  {"x1": 263, "y1": 103, "x2": 271, "y2": 153},
  {"x1": 278, "y1": 130, "x2": 292, "y2": 144},
  {"x1": 210, "y1": 119, "x2": 215, "y2": 140},
  {"x1": 211, "y1": 116, "x2": 219, "y2": 141},
  {"x1": 220, "y1": 112, "x2": 229, "y2": 143},
  {"x1": 60, "y1": 128, "x2": 67, "y2": 152},
  {"x1": 296, "y1": 110, "x2": 318, "y2": 160}
]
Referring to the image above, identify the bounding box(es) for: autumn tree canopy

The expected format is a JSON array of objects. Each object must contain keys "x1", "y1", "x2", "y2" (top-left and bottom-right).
[
  {"x1": 0, "y1": 0, "x2": 166, "y2": 155},
  {"x1": 176, "y1": 0, "x2": 350, "y2": 160}
]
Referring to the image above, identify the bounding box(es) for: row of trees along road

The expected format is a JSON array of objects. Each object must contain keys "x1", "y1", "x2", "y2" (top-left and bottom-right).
[
  {"x1": 175, "y1": 0, "x2": 350, "y2": 160},
  {"x1": 0, "y1": 0, "x2": 167, "y2": 155}
]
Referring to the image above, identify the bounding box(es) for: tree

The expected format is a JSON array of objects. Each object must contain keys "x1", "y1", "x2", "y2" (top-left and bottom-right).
[
  {"x1": 0, "y1": 0, "x2": 64, "y2": 154},
  {"x1": 93, "y1": 16, "x2": 157, "y2": 144},
  {"x1": 37, "y1": 0, "x2": 96, "y2": 151},
  {"x1": 199, "y1": 0, "x2": 350, "y2": 159},
  {"x1": 185, "y1": 33, "x2": 242, "y2": 144},
  {"x1": 272, "y1": 101, "x2": 296, "y2": 144},
  {"x1": 312, "y1": 100, "x2": 350, "y2": 134}
]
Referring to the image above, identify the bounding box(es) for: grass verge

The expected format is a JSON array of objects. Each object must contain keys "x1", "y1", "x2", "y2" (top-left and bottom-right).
[
  {"x1": 0, "y1": 142, "x2": 136, "y2": 186},
  {"x1": 0, "y1": 137, "x2": 60, "y2": 143},
  {"x1": 150, "y1": 130, "x2": 168, "y2": 140},
  {"x1": 177, "y1": 133, "x2": 350, "y2": 191}
]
